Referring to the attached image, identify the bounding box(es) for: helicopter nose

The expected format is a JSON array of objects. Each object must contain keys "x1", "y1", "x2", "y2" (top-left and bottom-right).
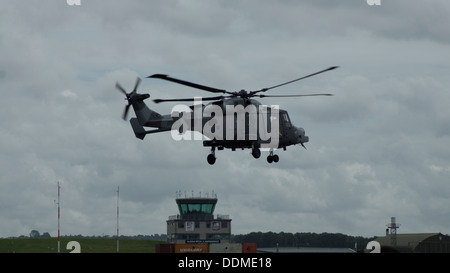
[
  {"x1": 296, "y1": 127, "x2": 305, "y2": 136},
  {"x1": 295, "y1": 126, "x2": 309, "y2": 144},
  {"x1": 294, "y1": 126, "x2": 304, "y2": 137}
]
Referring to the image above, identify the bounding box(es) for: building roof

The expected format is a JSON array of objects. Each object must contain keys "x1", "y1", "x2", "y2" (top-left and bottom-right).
[
  {"x1": 374, "y1": 233, "x2": 449, "y2": 252},
  {"x1": 376, "y1": 233, "x2": 435, "y2": 248}
]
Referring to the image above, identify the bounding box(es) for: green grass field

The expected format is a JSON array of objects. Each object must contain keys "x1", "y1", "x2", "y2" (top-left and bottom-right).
[{"x1": 0, "y1": 238, "x2": 164, "y2": 253}]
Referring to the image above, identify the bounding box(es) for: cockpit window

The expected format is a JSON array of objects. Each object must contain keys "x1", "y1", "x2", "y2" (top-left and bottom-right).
[{"x1": 282, "y1": 113, "x2": 292, "y2": 128}]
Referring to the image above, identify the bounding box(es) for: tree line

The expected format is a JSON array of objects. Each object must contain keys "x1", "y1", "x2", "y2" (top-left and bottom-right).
[
  {"x1": 13, "y1": 230, "x2": 166, "y2": 242},
  {"x1": 20, "y1": 230, "x2": 375, "y2": 251}
]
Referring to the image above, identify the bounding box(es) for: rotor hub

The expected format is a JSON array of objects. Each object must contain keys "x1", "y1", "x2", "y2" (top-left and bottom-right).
[{"x1": 237, "y1": 90, "x2": 248, "y2": 97}]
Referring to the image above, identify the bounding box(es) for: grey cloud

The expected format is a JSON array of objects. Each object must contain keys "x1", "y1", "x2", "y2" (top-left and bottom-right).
[{"x1": 1, "y1": 0, "x2": 449, "y2": 238}]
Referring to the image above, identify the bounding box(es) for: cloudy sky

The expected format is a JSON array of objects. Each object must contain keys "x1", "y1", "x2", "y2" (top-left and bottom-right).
[{"x1": 1, "y1": 0, "x2": 449, "y2": 239}]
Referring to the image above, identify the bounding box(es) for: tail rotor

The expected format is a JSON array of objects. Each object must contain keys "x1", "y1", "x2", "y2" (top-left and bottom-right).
[{"x1": 116, "y1": 77, "x2": 141, "y2": 120}]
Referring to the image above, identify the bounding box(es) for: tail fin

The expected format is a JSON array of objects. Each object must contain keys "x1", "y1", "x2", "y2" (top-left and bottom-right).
[{"x1": 127, "y1": 94, "x2": 164, "y2": 127}]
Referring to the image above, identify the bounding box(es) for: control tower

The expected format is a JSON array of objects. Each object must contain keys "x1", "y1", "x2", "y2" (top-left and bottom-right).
[{"x1": 167, "y1": 192, "x2": 231, "y2": 244}]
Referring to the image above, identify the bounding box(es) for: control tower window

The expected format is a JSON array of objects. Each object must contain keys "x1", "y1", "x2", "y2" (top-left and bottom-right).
[{"x1": 178, "y1": 203, "x2": 216, "y2": 214}]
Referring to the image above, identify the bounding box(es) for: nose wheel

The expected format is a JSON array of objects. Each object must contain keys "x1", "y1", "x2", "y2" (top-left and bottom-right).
[
  {"x1": 207, "y1": 147, "x2": 216, "y2": 165},
  {"x1": 267, "y1": 151, "x2": 279, "y2": 163}
]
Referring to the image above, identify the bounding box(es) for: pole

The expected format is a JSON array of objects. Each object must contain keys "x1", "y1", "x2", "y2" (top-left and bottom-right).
[
  {"x1": 57, "y1": 181, "x2": 61, "y2": 253},
  {"x1": 117, "y1": 186, "x2": 119, "y2": 253}
]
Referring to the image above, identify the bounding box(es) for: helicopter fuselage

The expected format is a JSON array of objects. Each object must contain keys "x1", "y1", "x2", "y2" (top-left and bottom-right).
[
  {"x1": 128, "y1": 95, "x2": 308, "y2": 164},
  {"x1": 116, "y1": 66, "x2": 337, "y2": 164}
]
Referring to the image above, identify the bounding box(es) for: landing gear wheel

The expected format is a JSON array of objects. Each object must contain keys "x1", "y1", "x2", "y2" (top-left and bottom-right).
[
  {"x1": 267, "y1": 151, "x2": 279, "y2": 164},
  {"x1": 273, "y1": 154, "x2": 279, "y2": 163},
  {"x1": 252, "y1": 148, "x2": 261, "y2": 159},
  {"x1": 207, "y1": 154, "x2": 216, "y2": 165}
]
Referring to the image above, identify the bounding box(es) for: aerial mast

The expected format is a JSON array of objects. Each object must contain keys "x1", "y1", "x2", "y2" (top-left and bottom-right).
[
  {"x1": 57, "y1": 181, "x2": 61, "y2": 253},
  {"x1": 386, "y1": 217, "x2": 400, "y2": 246},
  {"x1": 117, "y1": 186, "x2": 120, "y2": 253}
]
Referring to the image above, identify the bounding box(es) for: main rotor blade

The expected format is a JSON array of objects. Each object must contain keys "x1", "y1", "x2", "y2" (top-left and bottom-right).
[
  {"x1": 257, "y1": 66, "x2": 339, "y2": 92},
  {"x1": 258, "y1": 93, "x2": 333, "y2": 98},
  {"x1": 153, "y1": 95, "x2": 226, "y2": 104},
  {"x1": 148, "y1": 74, "x2": 231, "y2": 94}
]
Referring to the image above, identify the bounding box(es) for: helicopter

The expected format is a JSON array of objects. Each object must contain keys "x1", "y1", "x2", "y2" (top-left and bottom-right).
[{"x1": 115, "y1": 66, "x2": 338, "y2": 165}]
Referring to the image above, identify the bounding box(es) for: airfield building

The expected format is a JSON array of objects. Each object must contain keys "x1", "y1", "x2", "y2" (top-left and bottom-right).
[
  {"x1": 374, "y1": 233, "x2": 450, "y2": 253},
  {"x1": 166, "y1": 194, "x2": 232, "y2": 244}
]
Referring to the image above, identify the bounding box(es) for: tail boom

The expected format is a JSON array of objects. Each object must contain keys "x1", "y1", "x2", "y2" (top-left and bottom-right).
[{"x1": 130, "y1": 118, "x2": 171, "y2": 140}]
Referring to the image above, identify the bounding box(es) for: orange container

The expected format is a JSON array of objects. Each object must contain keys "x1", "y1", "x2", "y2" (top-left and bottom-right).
[
  {"x1": 242, "y1": 243, "x2": 257, "y2": 253},
  {"x1": 174, "y1": 243, "x2": 209, "y2": 253},
  {"x1": 156, "y1": 244, "x2": 175, "y2": 253}
]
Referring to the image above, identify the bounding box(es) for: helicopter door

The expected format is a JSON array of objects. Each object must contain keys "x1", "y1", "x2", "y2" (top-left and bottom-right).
[
  {"x1": 258, "y1": 107, "x2": 279, "y2": 144},
  {"x1": 247, "y1": 110, "x2": 258, "y2": 141},
  {"x1": 257, "y1": 107, "x2": 269, "y2": 142}
]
